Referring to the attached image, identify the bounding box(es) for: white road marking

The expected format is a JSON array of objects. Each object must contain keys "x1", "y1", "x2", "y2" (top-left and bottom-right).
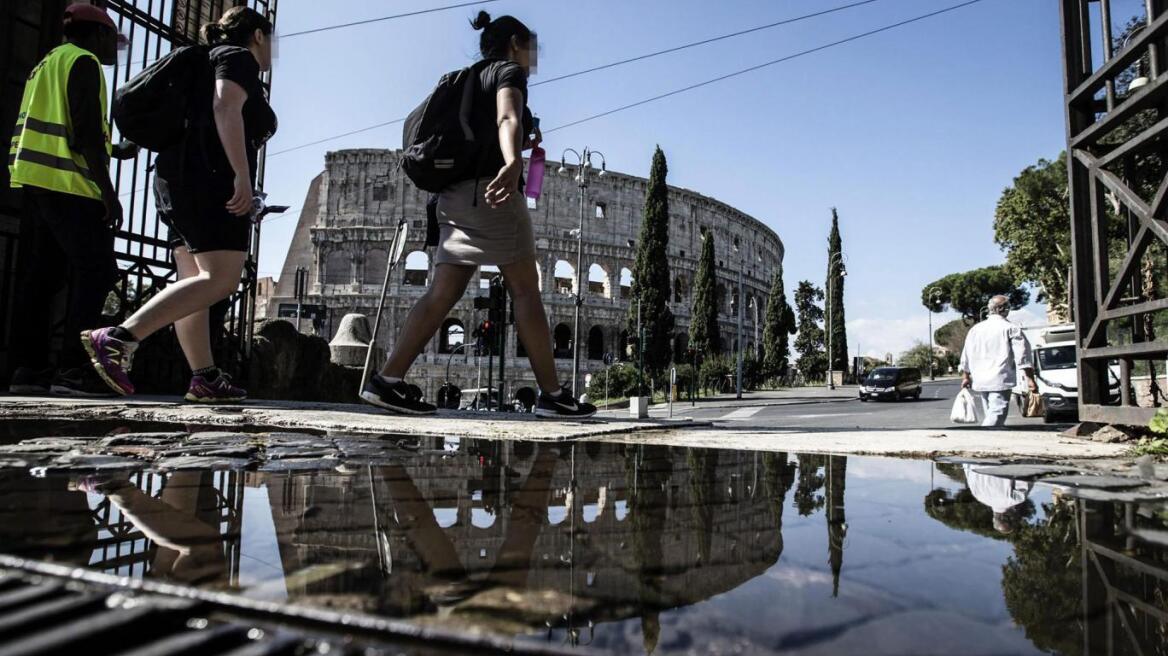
[
  {"x1": 785, "y1": 412, "x2": 864, "y2": 419},
  {"x1": 718, "y1": 407, "x2": 763, "y2": 421}
]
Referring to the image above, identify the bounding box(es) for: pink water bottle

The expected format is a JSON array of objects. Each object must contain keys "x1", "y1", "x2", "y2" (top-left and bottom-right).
[{"x1": 526, "y1": 146, "x2": 546, "y2": 200}]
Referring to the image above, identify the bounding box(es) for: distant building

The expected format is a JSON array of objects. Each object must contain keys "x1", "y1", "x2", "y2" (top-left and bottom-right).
[{"x1": 262, "y1": 149, "x2": 784, "y2": 402}]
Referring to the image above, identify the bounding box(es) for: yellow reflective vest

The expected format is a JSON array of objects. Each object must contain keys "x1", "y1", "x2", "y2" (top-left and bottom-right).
[{"x1": 8, "y1": 43, "x2": 112, "y2": 200}]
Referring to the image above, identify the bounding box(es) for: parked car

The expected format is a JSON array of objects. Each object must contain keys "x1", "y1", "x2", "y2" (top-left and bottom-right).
[{"x1": 859, "y1": 367, "x2": 922, "y2": 401}]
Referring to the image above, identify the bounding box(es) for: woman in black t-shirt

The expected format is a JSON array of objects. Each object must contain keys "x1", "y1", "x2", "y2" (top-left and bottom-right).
[
  {"x1": 361, "y1": 12, "x2": 596, "y2": 418},
  {"x1": 82, "y1": 7, "x2": 277, "y2": 402}
]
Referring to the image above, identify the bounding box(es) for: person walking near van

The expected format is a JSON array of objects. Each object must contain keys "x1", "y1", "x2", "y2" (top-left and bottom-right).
[
  {"x1": 361, "y1": 12, "x2": 595, "y2": 418},
  {"x1": 7, "y1": 4, "x2": 136, "y2": 396},
  {"x1": 81, "y1": 7, "x2": 277, "y2": 402},
  {"x1": 959, "y1": 295, "x2": 1037, "y2": 427}
]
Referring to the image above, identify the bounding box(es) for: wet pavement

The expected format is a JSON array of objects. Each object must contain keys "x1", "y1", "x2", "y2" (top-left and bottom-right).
[{"x1": 0, "y1": 421, "x2": 1166, "y2": 654}]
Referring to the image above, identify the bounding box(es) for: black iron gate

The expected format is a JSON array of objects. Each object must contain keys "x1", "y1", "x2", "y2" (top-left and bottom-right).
[
  {"x1": 0, "y1": 0, "x2": 277, "y2": 390},
  {"x1": 1061, "y1": 0, "x2": 1168, "y2": 424}
]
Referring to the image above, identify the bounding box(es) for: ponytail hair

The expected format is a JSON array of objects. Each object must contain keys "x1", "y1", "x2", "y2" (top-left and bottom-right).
[
  {"x1": 201, "y1": 6, "x2": 272, "y2": 47},
  {"x1": 470, "y1": 11, "x2": 533, "y2": 60}
]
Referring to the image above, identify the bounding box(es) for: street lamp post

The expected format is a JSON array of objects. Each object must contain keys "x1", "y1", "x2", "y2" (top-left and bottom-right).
[
  {"x1": 731, "y1": 241, "x2": 752, "y2": 400},
  {"x1": 826, "y1": 253, "x2": 847, "y2": 390},
  {"x1": 925, "y1": 287, "x2": 944, "y2": 381},
  {"x1": 559, "y1": 148, "x2": 606, "y2": 399}
]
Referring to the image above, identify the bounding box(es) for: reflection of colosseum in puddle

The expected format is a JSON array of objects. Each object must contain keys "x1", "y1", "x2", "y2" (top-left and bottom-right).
[
  {"x1": 262, "y1": 440, "x2": 792, "y2": 632},
  {"x1": 262, "y1": 149, "x2": 785, "y2": 401}
]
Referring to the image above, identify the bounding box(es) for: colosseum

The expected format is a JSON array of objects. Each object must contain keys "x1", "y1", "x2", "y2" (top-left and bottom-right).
[{"x1": 264, "y1": 149, "x2": 784, "y2": 404}]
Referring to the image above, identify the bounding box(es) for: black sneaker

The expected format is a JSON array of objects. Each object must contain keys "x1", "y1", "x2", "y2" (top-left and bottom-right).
[
  {"x1": 8, "y1": 367, "x2": 53, "y2": 394},
  {"x1": 49, "y1": 368, "x2": 119, "y2": 398},
  {"x1": 536, "y1": 387, "x2": 597, "y2": 419},
  {"x1": 360, "y1": 375, "x2": 436, "y2": 415}
]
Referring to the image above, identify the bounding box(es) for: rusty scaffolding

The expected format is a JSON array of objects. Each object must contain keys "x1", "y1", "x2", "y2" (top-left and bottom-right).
[{"x1": 1061, "y1": 0, "x2": 1168, "y2": 424}]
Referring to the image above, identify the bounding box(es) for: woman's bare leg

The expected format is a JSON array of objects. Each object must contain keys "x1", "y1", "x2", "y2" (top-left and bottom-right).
[
  {"x1": 498, "y1": 258, "x2": 560, "y2": 395},
  {"x1": 171, "y1": 247, "x2": 214, "y2": 372},
  {"x1": 379, "y1": 263, "x2": 476, "y2": 379},
  {"x1": 122, "y1": 250, "x2": 246, "y2": 341}
]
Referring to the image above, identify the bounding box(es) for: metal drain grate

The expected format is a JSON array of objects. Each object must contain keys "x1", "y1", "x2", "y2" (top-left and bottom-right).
[
  {"x1": 0, "y1": 558, "x2": 583, "y2": 656},
  {"x1": 0, "y1": 573, "x2": 321, "y2": 656}
]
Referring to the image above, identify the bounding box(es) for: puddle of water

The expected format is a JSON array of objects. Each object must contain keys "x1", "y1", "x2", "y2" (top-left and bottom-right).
[{"x1": 0, "y1": 436, "x2": 1165, "y2": 655}]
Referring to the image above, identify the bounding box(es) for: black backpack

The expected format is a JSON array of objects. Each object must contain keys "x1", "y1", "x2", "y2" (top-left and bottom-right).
[
  {"x1": 401, "y1": 65, "x2": 483, "y2": 193},
  {"x1": 112, "y1": 46, "x2": 210, "y2": 152}
]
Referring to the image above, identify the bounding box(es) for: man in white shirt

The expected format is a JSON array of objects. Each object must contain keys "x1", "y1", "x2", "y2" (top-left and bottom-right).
[
  {"x1": 959, "y1": 295, "x2": 1037, "y2": 427},
  {"x1": 963, "y1": 464, "x2": 1033, "y2": 533}
]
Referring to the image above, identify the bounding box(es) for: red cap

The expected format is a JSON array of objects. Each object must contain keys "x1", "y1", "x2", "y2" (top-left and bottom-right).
[{"x1": 64, "y1": 3, "x2": 117, "y2": 30}]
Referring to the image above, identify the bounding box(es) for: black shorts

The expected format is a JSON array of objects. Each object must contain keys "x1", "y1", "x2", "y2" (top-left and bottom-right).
[{"x1": 154, "y1": 171, "x2": 251, "y2": 254}]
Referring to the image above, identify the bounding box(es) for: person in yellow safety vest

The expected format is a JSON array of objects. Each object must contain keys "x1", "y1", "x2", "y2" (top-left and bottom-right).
[{"x1": 6, "y1": 4, "x2": 137, "y2": 397}]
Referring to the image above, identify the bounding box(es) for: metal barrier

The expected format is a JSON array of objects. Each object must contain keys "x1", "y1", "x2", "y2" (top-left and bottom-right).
[{"x1": 1060, "y1": 0, "x2": 1168, "y2": 424}]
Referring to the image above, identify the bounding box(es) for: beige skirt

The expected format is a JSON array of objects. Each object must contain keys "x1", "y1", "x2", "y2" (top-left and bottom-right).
[{"x1": 434, "y1": 177, "x2": 536, "y2": 266}]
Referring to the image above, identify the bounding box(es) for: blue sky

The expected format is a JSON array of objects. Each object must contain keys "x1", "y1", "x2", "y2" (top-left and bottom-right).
[{"x1": 257, "y1": 0, "x2": 1094, "y2": 359}]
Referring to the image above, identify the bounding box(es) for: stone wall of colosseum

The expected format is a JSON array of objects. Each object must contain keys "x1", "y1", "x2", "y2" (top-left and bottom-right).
[{"x1": 265, "y1": 149, "x2": 784, "y2": 402}]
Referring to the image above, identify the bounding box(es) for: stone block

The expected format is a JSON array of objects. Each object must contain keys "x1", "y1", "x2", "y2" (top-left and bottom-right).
[
  {"x1": 330, "y1": 313, "x2": 379, "y2": 367},
  {"x1": 630, "y1": 396, "x2": 650, "y2": 419}
]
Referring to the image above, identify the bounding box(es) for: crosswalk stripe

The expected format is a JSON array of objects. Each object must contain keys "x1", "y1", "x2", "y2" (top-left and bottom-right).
[{"x1": 719, "y1": 407, "x2": 763, "y2": 421}]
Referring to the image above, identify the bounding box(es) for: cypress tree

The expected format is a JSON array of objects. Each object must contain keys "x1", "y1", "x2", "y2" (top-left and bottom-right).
[
  {"x1": 689, "y1": 230, "x2": 721, "y2": 356},
  {"x1": 762, "y1": 266, "x2": 797, "y2": 378},
  {"x1": 627, "y1": 146, "x2": 675, "y2": 377},
  {"x1": 793, "y1": 280, "x2": 826, "y2": 381},
  {"x1": 825, "y1": 209, "x2": 849, "y2": 373}
]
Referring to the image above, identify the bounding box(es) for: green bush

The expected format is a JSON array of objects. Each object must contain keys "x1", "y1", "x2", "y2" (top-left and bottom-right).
[
  {"x1": 700, "y1": 355, "x2": 732, "y2": 394},
  {"x1": 652, "y1": 364, "x2": 696, "y2": 399},
  {"x1": 587, "y1": 364, "x2": 643, "y2": 399}
]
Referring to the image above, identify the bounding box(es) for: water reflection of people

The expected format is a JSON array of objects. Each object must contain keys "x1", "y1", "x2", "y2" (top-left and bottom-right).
[
  {"x1": 962, "y1": 464, "x2": 1034, "y2": 534},
  {"x1": 380, "y1": 444, "x2": 560, "y2": 600},
  {"x1": 79, "y1": 472, "x2": 227, "y2": 586}
]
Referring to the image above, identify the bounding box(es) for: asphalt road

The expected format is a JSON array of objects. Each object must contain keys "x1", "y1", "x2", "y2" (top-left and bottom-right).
[{"x1": 653, "y1": 380, "x2": 1073, "y2": 432}]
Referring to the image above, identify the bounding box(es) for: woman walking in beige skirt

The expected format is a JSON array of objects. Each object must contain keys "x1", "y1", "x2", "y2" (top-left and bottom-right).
[{"x1": 361, "y1": 12, "x2": 596, "y2": 418}]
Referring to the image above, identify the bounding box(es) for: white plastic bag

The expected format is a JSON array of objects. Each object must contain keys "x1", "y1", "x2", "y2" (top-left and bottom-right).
[{"x1": 950, "y1": 388, "x2": 979, "y2": 424}]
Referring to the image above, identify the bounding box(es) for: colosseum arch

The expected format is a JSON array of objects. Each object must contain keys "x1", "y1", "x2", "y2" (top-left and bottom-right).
[
  {"x1": 403, "y1": 251, "x2": 429, "y2": 286},
  {"x1": 587, "y1": 325, "x2": 605, "y2": 360},
  {"x1": 553, "y1": 323, "x2": 572, "y2": 359},
  {"x1": 439, "y1": 318, "x2": 464, "y2": 354},
  {"x1": 588, "y1": 263, "x2": 610, "y2": 297},
  {"x1": 554, "y1": 261, "x2": 576, "y2": 295},
  {"x1": 619, "y1": 267, "x2": 633, "y2": 299},
  {"x1": 363, "y1": 249, "x2": 387, "y2": 285},
  {"x1": 673, "y1": 274, "x2": 688, "y2": 303},
  {"x1": 323, "y1": 251, "x2": 350, "y2": 285}
]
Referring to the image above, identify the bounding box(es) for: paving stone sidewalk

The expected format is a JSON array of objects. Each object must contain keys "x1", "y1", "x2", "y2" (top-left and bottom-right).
[{"x1": 0, "y1": 395, "x2": 705, "y2": 441}]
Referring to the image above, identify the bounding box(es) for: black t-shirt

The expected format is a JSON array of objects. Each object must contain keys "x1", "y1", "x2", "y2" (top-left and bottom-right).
[
  {"x1": 158, "y1": 46, "x2": 277, "y2": 186},
  {"x1": 470, "y1": 59, "x2": 532, "y2": 181},
  {"x1": 203, "y1": 45, "x2": 277, "y2": 183}
]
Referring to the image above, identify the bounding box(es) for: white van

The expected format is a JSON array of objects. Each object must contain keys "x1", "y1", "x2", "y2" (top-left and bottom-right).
[{"x1": 1022, "y1": 324, "x2": 1120, "y2": 423}]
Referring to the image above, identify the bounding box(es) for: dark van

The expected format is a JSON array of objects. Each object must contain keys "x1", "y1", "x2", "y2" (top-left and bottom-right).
[{"x1": 859, "y1": 367, "x2": 922, "y2": 402}]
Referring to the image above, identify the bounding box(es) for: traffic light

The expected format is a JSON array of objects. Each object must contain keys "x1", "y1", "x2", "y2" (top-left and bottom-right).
[
  {"x1": 488, "y1": 276, "x2": 506, "y2": 324},
  {"x1": 476, "y1": 320, "x2": 495, "y2": 344}
]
